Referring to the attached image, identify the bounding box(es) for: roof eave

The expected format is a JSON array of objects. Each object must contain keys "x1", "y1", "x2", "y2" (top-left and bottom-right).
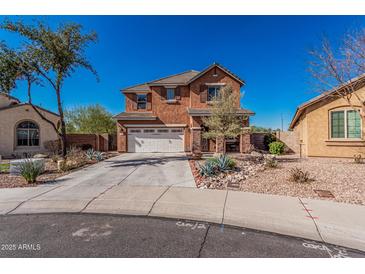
[{"x1": 186, "y1": 63, "x2": 245, "y2": 86}]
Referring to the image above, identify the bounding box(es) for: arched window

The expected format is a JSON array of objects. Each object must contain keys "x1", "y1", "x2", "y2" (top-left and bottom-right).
[{"x1": 16, "y1": 121, "x2": 40, "y2": 146}]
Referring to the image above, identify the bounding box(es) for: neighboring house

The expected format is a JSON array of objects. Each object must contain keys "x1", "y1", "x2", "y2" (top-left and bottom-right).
[
  {"x1": 114, "y1": 63, "x2": 254, "y2": 154},
  {"x1": 0, "y1": 93, "x2": 60, "y2": 158},
  {"x1": 289, "y1": 75, "x2": 365, "y2": 158}
]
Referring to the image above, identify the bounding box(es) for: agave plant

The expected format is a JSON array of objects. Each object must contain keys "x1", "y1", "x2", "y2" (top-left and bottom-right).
[
  {"x1": 215, "y1": 154, "x2": 236, "y2": 171},
  {"x1": 94, "y1": 151, "x2": 105, "y2": 162},
  {"x1": 85, "y1": 149, "x2": 95, "y2": 161},
  {"x1": 199, "y1": 161, "x2": 216, "y2": 177}
]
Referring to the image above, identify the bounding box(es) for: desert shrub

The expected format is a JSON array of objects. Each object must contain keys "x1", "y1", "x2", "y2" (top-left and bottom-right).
[
  {"x1": 0, "y1": 163, "x2": 10, "y2": 173},
  {"x1": 63, "y1": 147, "x2": 87, "y2": 170},
  {"x1": 44, "y1": 140, "x2": 61, "y2": 155},
  {"x1": 51, "y1": 154, "x2": 60, "y2": 163},
  {"x1": 94, "y1": 151, "x2": 105, "y2": 162},
  {"x1": 199, "y1": 161, "x2": 217, "y2": 177},
  {"x1": 19, "y1": 159, "x2": 44, "y2": 183},
  {"x1": 289, "y1": 168, "x2": 312, "y2": 184},
  {"x1": 264, "y1": 155, "x2": 278, "y2": 168},
  {"x1": 263, "y1": 134, "x2": 276, "y2": 150},
  {"x1": 354, "y1": 154, "x2": 363, "y2": 164},
  {"x1": 269, "y1": 141, "x2": 285, "y2": 155}
]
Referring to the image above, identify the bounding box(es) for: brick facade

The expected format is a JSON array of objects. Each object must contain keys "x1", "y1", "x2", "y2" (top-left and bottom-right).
[
  {"x1": 66, "y1": 134, "x2": 109, "y2": 152},
  {"x1": 116, "y1": 64, "x2": 253, "y2": 154}
]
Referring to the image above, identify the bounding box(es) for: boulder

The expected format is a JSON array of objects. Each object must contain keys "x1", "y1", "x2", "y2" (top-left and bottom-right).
[{"x1": 33, "y1": 153, "x2": 48, "y2": 159}]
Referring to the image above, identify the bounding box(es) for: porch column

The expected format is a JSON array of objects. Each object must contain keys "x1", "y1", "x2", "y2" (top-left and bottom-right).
[
  {"x1": 240, "y1": 133, "x2": 251, "y2": 154},
  {"x1": 215, "y1": 137, "x2": 226, "y2": 154},
  {"x1": 191, "y1": 127, "x2": 202, "y2": 156},
  {"x1": 117, "y1": 123, "x2": 127, "y2": 153}
]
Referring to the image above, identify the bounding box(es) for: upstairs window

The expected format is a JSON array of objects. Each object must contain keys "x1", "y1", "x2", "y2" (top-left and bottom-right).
[
  {"x1": 137, "y1": 94, "x2": 147, "y2": 109},
  {"x1": 167, "y1": 88, "x2": 175, "y2": 101},
  {"x1": 330, "y1": 109, "x2": 361, "y2": 139},
  {"x1": 16, "y1": 121, "x2": 39, "y2": 146},
  {"x1": 207, "y1": 86, "x2": 221, "y2": 101}
]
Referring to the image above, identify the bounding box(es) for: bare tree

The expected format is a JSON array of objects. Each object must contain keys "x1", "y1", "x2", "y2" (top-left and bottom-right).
[{"x1": 308, "y1": 30, "x2": 365, "y2": 118}]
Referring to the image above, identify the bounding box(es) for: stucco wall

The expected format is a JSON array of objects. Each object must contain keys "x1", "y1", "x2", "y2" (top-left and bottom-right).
[
  {"x1": 293, "y1": 87, "x2": 365, "y2": 158},
  {"x1": 0, "y1": 105, "x2": 59, "y2": 158},
  {"x1": 0, "y1": 94, "x2": 18, "y2": 109}
]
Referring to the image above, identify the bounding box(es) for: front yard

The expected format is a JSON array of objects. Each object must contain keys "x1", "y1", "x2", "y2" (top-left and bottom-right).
[
  {"x1": 191, "y1": 154, "x2": 365, "y2": 205},
  {"x1": 0, "y1": 159, "x2": 68, "y2": 188},
  {"x1": 0, "y1": 151, "x2": 119, "y2": 189}
]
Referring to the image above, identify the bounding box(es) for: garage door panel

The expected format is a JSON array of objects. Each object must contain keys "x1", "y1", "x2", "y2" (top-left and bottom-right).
[{"x1": 128, "y1": 128, "x2": 184, "y2": 153}]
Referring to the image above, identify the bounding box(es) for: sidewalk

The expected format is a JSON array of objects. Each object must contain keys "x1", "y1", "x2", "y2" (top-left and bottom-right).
[{"x1": 0, "y1": 183, "x2": 364, "y2": 252}]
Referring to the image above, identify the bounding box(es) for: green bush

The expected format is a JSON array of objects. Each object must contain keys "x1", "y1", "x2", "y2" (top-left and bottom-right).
[
  {"x1": 263, "y1": 134, "x2": 276, "y2": 150},
  {"x1": 269, "y1": 141, "x2": 285, "y2": 155},
  {"x1": 19, "y1": 159, "x2": 44, "y2": 183}
]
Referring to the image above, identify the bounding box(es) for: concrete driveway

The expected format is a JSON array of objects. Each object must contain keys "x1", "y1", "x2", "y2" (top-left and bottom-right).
[{"x1": 58, "y1": 152, "x2": 195, "y2": 188}]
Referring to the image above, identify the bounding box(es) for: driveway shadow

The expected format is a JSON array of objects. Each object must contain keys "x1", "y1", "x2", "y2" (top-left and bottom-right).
[{"x1": 107, "y1": 155, "x2": 189, "y2": 168}]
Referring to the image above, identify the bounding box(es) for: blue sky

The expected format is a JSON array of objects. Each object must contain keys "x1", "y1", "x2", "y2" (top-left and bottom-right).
[{"x1": 1, "y1": 15, "x2": 365, "y2": 130}]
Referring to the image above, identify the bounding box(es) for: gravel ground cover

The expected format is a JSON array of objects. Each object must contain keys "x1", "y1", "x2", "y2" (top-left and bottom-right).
[{"x1": 193, "y1": 154, "x2": 365, "y2": 205}]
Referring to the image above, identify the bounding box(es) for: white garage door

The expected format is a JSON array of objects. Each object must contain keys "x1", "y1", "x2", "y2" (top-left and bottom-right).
[{"x1": 128, "y1": 128, "x2": 184, "y2": 152}]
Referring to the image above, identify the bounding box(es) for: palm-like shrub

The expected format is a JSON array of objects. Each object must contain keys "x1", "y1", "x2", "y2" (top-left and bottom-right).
[{"x1": 19, "y1": 159, "x2": 44, "y2": 183}]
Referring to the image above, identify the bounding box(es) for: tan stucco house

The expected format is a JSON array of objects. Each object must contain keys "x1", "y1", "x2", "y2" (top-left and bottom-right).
[
  {"x1": 289, "y1": 76, "x2": 365, "y2": 158},
  {"x1": 0, "y1": 93, "x2": 60, "y2": 158}
]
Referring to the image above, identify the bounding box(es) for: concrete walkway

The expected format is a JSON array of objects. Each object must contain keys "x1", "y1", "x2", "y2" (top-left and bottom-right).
[{"x1": 0, "y1": 154, "x2": 364, "y2": 252}]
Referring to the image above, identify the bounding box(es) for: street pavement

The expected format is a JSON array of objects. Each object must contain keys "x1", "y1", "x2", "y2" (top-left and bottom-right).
[{"x1": 0, "y1": 214, "x2": 364, "y2": 258}]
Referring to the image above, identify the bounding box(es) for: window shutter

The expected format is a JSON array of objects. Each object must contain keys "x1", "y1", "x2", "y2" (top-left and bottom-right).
[
  {"x1": 132, "y1": 94, "x2": 138, "y2": 110},
  {"x1": 147, "y1": 93, "x2": 152, "y2": 110},
  {"x1": 200, "y1": 85, "x2": 207, "y2": 103},
  {"x1": 175, "y1": 87, "x2": 181, "y2": 100},
  {"x1": 160, "y1": 87, "x2": 167, "y2": 100}
]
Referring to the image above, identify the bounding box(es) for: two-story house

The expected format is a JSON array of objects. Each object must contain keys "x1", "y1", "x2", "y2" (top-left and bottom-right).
[{"x1": 114, "y1": 63, "x2": 254, "y2": 154}]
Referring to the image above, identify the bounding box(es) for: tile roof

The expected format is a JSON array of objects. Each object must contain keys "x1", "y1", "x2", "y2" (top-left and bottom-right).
[
  {"x1": 113, "y1": 112, "x2": 157, "y2": 120},
  {"x1": 148, "y1": 70, "x2": 200, "y2": 85},
  {"x1": 186, "y1": 63, "x2": 245, "y2": 86},
  {"x1": 0, "y1": 103, "x2": 59, "y2": 117},
  {"x1": 122, "y1": 70, "x2": 200, "y2": 93},
  {"x1": 121, "y1": 63, "x2": 245, "y2": 93}
]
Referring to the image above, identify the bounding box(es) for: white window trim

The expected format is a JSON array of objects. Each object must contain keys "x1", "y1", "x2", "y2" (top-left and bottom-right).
[
  {"x1": 166, "y1": 88, "x2": 176, "y2": 102},
  {"x1": 137, "y1": 93, "x2": 147, "y2": 110},
  {"x1": 329, "y1": 108, "x2": 363, "y2": 141},
  {"x1": 207, "y1": 86, "x2": 221, "y2": 102}
]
